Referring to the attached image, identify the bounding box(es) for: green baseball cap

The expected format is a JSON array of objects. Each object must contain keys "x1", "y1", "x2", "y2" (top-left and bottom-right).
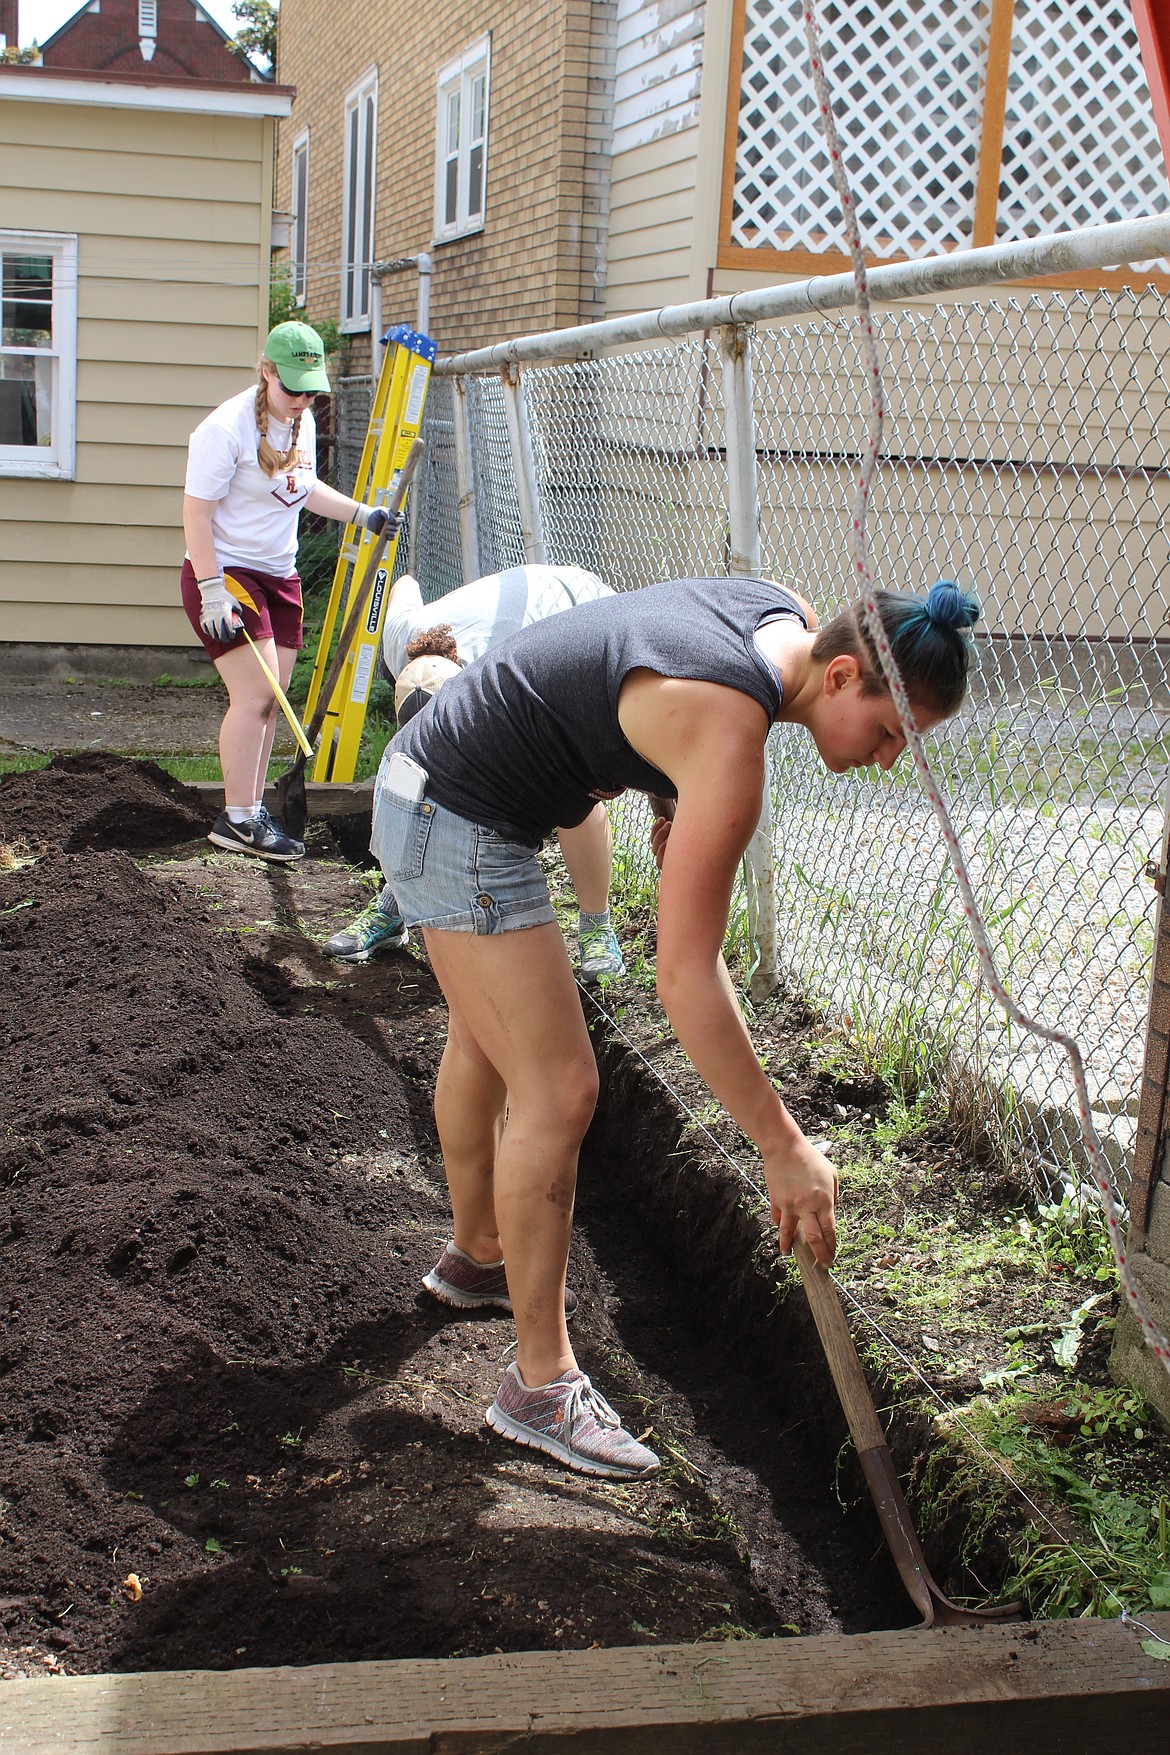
[{"x1": 263, "y1": 321, "x2": 331, "y2": 393}]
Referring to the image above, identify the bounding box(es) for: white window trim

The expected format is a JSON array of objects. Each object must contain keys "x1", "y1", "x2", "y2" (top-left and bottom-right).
[
  {"x1": 0, "y1": 231, "x2": 77, "y2": 481},
  {"x1": 291, "y1": 129, "x2": 310, "y2": 308},
  {"x1": 433, "y1": 34, "x2": 491, "y2": 246},
  {"x1": 341, "y1": 66, "x2": 378, "y2": 334}
]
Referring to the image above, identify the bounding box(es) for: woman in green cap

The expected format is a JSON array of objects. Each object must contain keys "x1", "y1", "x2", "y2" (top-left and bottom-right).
[{"x1": 180, "y1": 321, "x2": 397, "y2": 862}]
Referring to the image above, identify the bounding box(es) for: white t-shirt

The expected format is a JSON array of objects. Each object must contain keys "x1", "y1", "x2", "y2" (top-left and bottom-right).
[
  {"x1": 381, "y1": 565, "x2": 614, "y2": 677},
  {"x1": 185, "y1": 386, "x2": 318, "y2": 577}
]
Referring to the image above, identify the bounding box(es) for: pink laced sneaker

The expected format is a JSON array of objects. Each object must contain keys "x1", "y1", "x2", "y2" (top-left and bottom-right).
[
  {"x1": 486, "y1": 1363, "x2": 659, "y2": 1479},
  {"x1": 422, "y1": 1242, "x2": 578, "y2": 1318}
]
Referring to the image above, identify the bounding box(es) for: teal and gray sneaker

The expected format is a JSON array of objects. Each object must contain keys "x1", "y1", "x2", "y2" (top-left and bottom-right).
[
  {"x1": 323, "y1": 898, "x2": 409, "y2": 962},
  {"x1": 577, "y1": 923, "x2": 625, "y2": 983}
]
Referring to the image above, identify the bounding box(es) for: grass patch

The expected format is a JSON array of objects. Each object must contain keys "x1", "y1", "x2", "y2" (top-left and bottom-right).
[
  {"x1": 0, "y1": 752, "x2": 50, "y2": 778},
  {"x1": 928, "y1": 1386, "x2": 1170, "y2": 1619}
]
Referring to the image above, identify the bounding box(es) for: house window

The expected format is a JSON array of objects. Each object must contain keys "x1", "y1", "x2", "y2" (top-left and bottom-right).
[
  {"x1": 434, "y1": 35, "x2": 490, "y2": 244},
  {"x1": 292, "y1": 132, "x2": 310, "y2": 305},
  {"x1": 138, "y1": 0, "x2": 157, "y2": 35},
  {"x1": 342, "y1": 70, "x2": 377, "y2": 330},
  {"x1": 0, "y1": 232, "x2": 77, "y2": 480}
]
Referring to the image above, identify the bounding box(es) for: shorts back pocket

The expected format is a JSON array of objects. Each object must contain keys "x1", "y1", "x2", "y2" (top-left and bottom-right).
[{"x1": 371, "y1": 789, "x2": 434, "y2": 882}]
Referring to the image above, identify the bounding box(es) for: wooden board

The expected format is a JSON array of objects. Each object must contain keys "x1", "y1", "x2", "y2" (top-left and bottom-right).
[
  {"x1": 3, "y1": 1617, "x2": 1168, "y2": 1754},
  {"x1": 190, "y1": 779, "x2": 374, "y2": 821}
]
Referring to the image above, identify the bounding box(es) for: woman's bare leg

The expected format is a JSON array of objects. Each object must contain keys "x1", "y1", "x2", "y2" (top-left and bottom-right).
[
  {"x1": 434, "y1": 1004, "x2": 506, "y2": 1262},
  {"x1": 213, "y1": 639, "x2": 280, "y2": 810},
  {"x1": 556, "y1": 803, "x2": 612, "y2": 916},
  {"x1": 423, "y1": 920, "x2": 598, "y2": 1388},
  {"x1": 257, "y1": 645, "x2": 298, "y2": 806}
]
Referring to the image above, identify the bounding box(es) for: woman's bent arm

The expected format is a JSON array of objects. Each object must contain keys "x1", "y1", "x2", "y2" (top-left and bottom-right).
[
  {"x1": 182, "y1": 495, "x2": 221, "y2": 580},
  {"x1": 621, "y1": 675, "x2": 837, "y2": 1263}
]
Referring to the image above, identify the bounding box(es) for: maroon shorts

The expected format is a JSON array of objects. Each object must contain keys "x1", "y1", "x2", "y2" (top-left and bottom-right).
[{"x1": 180, "y1": 559, "x2": 304, "y2": 660}]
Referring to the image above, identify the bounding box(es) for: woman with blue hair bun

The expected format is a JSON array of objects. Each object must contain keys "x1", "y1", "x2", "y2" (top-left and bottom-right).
[
  {"x1": 372, "y1": 571, "x2": 980, "y2": 1481},
  {"x1": 811, "y1": 579, "x2": 980, "y2": 719}
]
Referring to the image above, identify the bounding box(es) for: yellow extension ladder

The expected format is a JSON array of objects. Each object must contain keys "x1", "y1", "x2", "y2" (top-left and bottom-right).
[{"x1": 302, "y1": 324, "x2": 435, "y2": 783}]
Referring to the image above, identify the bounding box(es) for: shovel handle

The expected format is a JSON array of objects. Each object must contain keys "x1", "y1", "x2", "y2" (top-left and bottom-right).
[
  {"x1": 793, "y1": 1237, "x2": 886, "y2": 1451},
  {"x1": 299, "y1": 438, "x2": 424, "y2": 762}
]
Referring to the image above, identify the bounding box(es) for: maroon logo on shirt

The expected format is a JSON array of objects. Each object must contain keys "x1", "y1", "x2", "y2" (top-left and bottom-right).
[{"x1": 271, "y1": 475, "x2": 308, "y2": 508}]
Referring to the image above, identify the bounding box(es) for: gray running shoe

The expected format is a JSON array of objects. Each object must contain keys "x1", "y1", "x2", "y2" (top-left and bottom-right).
[
  {"x1": 323, "y1": 898, "x2": 409, "y2": 961},
  {"x1": 578, "y1": 923, "x2": 625, "y2": 982},
  {"x1": 423, "y1": 1242, "x2": 578, "y2": 1318},
  {"x1": 208, "y1": 808, "x2": 304, "y2": 862},
  {"x1": 487, "y1": 1363, "x2": 659, "y2": 1478}
]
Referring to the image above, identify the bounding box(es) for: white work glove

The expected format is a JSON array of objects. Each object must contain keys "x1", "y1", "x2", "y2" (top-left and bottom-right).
[
  {"x1": 196, "y1": 573, "x2": 243, "y2": 643},
  {"x1": 355, "y1": 505, "x2": 403, "y2": 539}
]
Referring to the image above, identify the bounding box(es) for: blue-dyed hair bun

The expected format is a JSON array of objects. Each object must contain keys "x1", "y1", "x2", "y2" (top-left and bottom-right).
[{"x1": 925, "y1": 578, "x2": 981, "y2": 631}]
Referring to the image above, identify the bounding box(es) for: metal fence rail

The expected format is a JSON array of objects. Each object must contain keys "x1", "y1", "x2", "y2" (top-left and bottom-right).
[{"x1": 404, "y1": 217, "x2": 1170, "y2": 1211}]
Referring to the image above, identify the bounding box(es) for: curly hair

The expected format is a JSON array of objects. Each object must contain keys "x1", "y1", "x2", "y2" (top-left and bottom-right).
[{"x1": 405, "y1": 623, "x2": 460, "y2": 664}]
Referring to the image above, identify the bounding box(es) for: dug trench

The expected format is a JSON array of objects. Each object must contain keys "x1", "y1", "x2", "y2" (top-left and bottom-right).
[{"x1": 0, "y1": 756, "x2": 954, "y2": 1678}]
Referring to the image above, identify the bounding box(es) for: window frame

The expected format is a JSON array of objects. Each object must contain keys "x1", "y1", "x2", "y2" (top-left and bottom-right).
[
  {"x1": 291, "y1": 129, "x2": 310, "y2": 307},
  {"x1": 341, "y1": 67, "x2": 377, "y2": 333},
  {"x1": 433, "y1": 34, "x2": 491, "y2": 246},
  {"x1": 0, "y1": 230, "x2": 78, "y2": 481}
]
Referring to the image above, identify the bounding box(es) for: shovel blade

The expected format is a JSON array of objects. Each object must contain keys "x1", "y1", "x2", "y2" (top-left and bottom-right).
[{"x1": 274, "y1": 760, "x2": 308, "y2": 842}]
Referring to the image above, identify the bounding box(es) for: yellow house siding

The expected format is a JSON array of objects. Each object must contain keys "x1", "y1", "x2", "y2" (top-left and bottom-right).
[
  {"x1": 605, "y1": 125, "x2": 700, "y2": 314},
  {"x1": 0, "y1": 84, "x2": 285, "y2": 648}
]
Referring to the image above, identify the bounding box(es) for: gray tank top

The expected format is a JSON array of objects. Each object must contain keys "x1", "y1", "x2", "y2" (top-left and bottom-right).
[{"x1": 392, "y1": 574, "x2": 808, "y2": 846}]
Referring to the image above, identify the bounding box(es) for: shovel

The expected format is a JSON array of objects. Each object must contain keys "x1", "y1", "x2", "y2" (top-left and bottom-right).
[
  {"x1": 274, "y1": 439, "x2": 423, "y2": 840},
  {"x1": 793, "y1": 1237, "x2": 1021, "y2": 1627}
]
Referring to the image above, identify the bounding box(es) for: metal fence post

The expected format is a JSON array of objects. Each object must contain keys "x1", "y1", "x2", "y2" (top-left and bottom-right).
[
  {"x1": 500, "y1": 361, "x2": 549, "y2": 565},
  {"x1": 721, "y1": 322, "x2": 778, "y2": 1002},
  {"x1": 451, "y1": 376, "x2": 479, "y2": 584},
  {"x1": 721, "y1": 323, "x2": 761, "y2": 577}
]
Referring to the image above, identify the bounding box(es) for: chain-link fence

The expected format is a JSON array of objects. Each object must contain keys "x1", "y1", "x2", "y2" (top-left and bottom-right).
[{"x1": 403, "y1": 221, "x2": 1170, "y2": 1212}]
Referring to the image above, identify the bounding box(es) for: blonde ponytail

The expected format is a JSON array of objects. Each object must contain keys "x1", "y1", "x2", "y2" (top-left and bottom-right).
[{"x1": 254, "y1": 365, "x2": 304, "y2": 477}]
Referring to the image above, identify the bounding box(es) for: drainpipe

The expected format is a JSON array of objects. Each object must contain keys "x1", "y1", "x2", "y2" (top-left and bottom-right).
[
  {"x1": 370, "y1": 281, "x2": 383, "y2": 365},
  {"x1": 370, "y1": 254, "x2": 434, "y2": 339}
]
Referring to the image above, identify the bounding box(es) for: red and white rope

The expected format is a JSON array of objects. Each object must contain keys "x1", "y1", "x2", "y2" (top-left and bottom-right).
[{"x1": 800, "y1": 1, "x2": 1169, "y2": 1374}]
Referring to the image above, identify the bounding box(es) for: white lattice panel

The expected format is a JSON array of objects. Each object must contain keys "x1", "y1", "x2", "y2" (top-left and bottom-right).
[
  {"x1": 732, "y1": 0, "x2": 990, "y2": 258},
  {"x1": 998, "y1": 0, "x2": 1170, "y2": 240}
]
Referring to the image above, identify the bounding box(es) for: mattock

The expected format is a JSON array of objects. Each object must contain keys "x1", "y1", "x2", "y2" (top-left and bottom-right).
[{"x1": 794, "y1": 1238, "x2": 1021, "y2": 1627}]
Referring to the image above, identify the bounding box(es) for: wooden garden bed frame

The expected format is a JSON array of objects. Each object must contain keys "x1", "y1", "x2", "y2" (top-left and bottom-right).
[{"x1": 3, "y1": 1616, "x2": 1168, "y2": 1753}]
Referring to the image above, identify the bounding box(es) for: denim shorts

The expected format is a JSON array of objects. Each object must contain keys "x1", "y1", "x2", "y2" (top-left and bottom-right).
[{"x1": 370, "y1": 755, "x2": 555, "y2": 935}]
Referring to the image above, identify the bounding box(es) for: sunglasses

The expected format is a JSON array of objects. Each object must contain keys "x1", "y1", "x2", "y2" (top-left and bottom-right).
[{"x1": 277, "y1": 378, "x2": 315, "y2": 400}]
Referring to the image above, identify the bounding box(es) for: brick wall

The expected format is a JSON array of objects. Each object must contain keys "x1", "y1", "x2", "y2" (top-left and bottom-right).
[
  {"x1": 274, "y1": 0, "x2": 616, "y2": 362},
  {"x1": 40, "y1": 0, "x2": 251, "y2": 81}
]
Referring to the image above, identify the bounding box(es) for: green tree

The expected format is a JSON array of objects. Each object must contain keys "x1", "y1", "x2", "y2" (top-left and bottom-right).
[
  {"x1": 230, "y1": 0, "x2": 278, "y2": 74},
  {"x1": 268, "y1": 265, "x2": 342, "y2": 359}
]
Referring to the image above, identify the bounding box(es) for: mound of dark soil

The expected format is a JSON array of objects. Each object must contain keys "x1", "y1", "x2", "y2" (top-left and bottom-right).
[
  {"x1": 0, "y1": 758, "x2": 910, "y2": 1680},
  {"x1": 0, "y1": 753, "x2": 210, "y2": 852}
]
